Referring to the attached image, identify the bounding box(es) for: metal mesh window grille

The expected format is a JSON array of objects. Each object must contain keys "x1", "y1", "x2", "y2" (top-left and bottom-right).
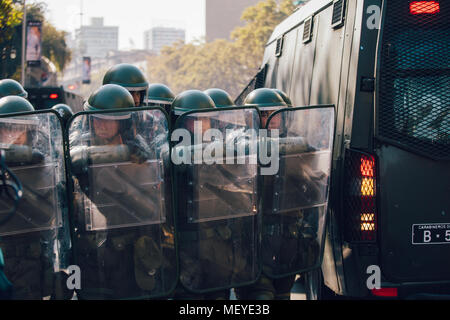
[
  {"x1": 377, "y1": 1, "x2": 449, "y2": 160},
  {"x1": 344, "y1": 149, "x2": 377, "y2": 243}
]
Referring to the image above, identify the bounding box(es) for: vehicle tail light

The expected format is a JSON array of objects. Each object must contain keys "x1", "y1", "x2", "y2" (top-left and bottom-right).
[
  {"x1": 410, "y1": 1, "x2": 440, "y2": 15},
  {"x1": 49, "y1": 93, "x2": 59, "y2": 99},
  {"x1": 371, "y1": 287, "x2": 398, "y2": 297},
  {"x1": 344, "y1": 150, "x2": 377, "y2": 242}
]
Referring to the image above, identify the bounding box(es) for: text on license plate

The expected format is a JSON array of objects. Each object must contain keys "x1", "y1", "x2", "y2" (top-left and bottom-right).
[{"x1": 412, "y1": 223, "x2": 450, "y2": 245}]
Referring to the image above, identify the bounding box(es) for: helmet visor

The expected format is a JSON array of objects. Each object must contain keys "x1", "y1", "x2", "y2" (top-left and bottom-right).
[{"x1": 91, "y1": 112, "x2": 131, "y2": 120}]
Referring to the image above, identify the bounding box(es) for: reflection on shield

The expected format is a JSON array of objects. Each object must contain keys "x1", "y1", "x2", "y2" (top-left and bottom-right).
[
  {"x1": 0, "y1": 164, "x2": 60, "y2": 236},
  {"x1": 0, "y1": 111, "x2": 70, "y2": 300},
  {"x1": 272, "y1": 151, "x2": 331, "y2": 213},
  {"x1": 262, "y1": 107, "x2": 335, "y2": 278},
  {"x1": 177, "y1": 108, "x2": 261, "y2": 293},
  {"x1": 187, "y1": 160, "x2": 258, "y2": 223},
  {"x1": 68, "y1": 109, "x2": 178, "y2": 300},
  {"x1": 85, "y1": 160, "x2": 165, "y2": 231}
]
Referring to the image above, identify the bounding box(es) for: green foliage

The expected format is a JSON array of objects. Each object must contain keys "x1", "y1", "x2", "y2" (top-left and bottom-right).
[
  {"x1": 0, "y1": 0, "x2": 23, "y2": 79},
  {"x1": 231, "y1": 0, "x2": 295, "y2": 69},
  {"x1": 0, "y1": 0, "x2": 22, "y2": 45},
  {"x1": 147, "y1": 0, "x2": 295, "y2": 99},
  {"x1": 26, "y1": 2, "x2": 71, "y2": 72},
  {"x1": 42, "y1": 23, "x2": 72, "y2": 72},
  {"x1": 0, "y1": 1, "x2": 71, "y2": 79}
]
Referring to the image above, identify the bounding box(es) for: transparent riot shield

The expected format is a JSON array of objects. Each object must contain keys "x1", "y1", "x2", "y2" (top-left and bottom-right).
[
  {"x1": 68, "y1": 108, "x2": 176, "y2": 299},
  {"x1": 262, "y1": 106, "x2": 335, "y2": 278},
  {"x1": 173, "y1": 107, "x2": 261, "y2": 294},
  {"x1": 0, "y1": 111, "x2": 71, "y2": 300}
]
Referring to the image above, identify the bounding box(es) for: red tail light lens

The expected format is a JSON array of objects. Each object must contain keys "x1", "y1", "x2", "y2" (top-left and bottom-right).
[
  {"x1": 410, "y1": 1, "x2": 440, "y2": 15},
  {"x1": 344, "y1": 150, "x2": 378, "y2": 243},
  {"x1": 371, "y1": 288, "x2": 398, "y2": 297},
  {"x1": 49, "y1": 93, "x2": 59, "y2": 99}
]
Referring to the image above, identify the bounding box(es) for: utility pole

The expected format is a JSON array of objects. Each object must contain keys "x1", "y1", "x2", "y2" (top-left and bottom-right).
[
  {"x1": 21, "y1": 0, "x2": 27, "y2": 86},
  {"x1": 77, "y1": 0, "x2": 83, "y2": 86},
  {"x1": 80, "y1": 0, "x2": 83, "y2": 28}
]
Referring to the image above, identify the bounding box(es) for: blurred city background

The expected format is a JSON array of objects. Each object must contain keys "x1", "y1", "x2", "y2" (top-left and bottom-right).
[{"x1": 0, "y1": 0, "x2": 310, "y2": 100}]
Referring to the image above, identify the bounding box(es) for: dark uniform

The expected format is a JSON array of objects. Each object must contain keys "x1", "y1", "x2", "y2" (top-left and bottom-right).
[
  {"x1": 172, "y1": 90, "x2": 260, "y2": 300},
  {"x1": 237, "y1": 88, "x2": 333, "y2": 300},
  {"x1": 0, "y1": 96, "x2": 71, "y2": 300},
  {"x1": 69, "y1": 84, "x2": 176, "y2": 299}
]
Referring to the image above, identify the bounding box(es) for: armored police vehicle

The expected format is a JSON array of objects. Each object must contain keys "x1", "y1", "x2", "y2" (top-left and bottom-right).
[
  {"x1": 237, "y1": 0, "x2": 449, "y2": 299},
  {"x1": 25, "y1": 87, "x2": 84, "y2": 113}
]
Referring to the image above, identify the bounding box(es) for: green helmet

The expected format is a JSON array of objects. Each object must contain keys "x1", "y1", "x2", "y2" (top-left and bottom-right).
[
  {"x1": 84, "y1": 84, "x2": 135, "y2": 118},
  {"x1": 244, "y1": 88, "x2": 287, "y2": 110},
  {"x1": 147, "y1": 83, "x2": 175, "y2": 105},
  {"x1": 0, "y1": 79, "x2": 28, "y2": 99},
  {"x1": 171, "y1": 90, "x2": 216, "y2": 115},
  {"x1": 103, "y1": 64, "x2": 149, "y2": 92},
  {"x1": 0, "y1": 96, "x2": 35, "y2": 115},
  {"x1": 52, "y1": 104, "x2": 74, "y2": 124},
  {"x1": 0, "y1": 96, "x2": 38, "y2": 130},
  {"x1": 204, "y1": 88, "x2": 235, "y2": 108},
  {"x1": 272, "y1": 89, "x2": 292, "y2": 107}
]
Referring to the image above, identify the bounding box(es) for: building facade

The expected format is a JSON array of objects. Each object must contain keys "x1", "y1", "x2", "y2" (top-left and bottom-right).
[
  {"x1": 205, "y1": 0, "x2": 309, "y2": 42},
  {"x1": 75, "y1": 17, "x2": 119, "y2": 58},
  {"x1": 144, "y1": 27, "x2": 186, "y2": 54},
  {"x1": 205, "y1": 0, "x2": 260, "y2": 42}
]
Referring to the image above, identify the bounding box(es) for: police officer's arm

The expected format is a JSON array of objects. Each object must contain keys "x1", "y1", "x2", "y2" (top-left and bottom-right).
[
  {"x1": 3, "y1": 145, "x2": 44, "y2": 166},
  {"x1": 125, "y1": 134, "x2": 153, "y2": 164}
]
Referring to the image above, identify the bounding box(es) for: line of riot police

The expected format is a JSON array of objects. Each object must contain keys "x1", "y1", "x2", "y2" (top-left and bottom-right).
[{"x1": 0, "y1": 65, "x2": 335, "y2": 300}]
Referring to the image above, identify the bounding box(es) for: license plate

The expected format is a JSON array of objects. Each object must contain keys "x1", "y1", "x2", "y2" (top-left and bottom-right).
[{"x1": 412, "y1": 223, "x2": 450, "y2": 245}]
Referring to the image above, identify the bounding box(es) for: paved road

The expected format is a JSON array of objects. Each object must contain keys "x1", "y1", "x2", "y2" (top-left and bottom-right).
[
  {"x1": 290, "y1": 276, "x2": 307, "y2": 300},
  {"x1": 229, "y1": 275, "x2": 307, "y2": 300}
]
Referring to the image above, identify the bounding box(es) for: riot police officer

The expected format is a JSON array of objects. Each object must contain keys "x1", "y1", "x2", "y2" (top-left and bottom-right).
[
  {"x1": 51, "y1": 104, "x2": 74, "y2": 130},
  {"x1": 0, "y1": 79, "x2": 28, "y2": 99},
  {"x1": 272, "y1": 89, "x2": 292, "y2": 107},
  {"x1": 240, "y1": 88, "x2": 325, "y2": 300},
  {"x1": 235, "y1": 88, "x2": 297, "y2": 300},
  {"x1": 144, "y1": 83, "x2": 175, "y2": 141},
  {"x1": 171, "y1": 90, "x2": 228, "y2": 299},
  {"x1": 243, "y1": 88, "x2": 287, "y2": 129},
  {"x1": 69, "y1": 84, "x2": 176, "y2": 299},
  {"x1": 102, "y1": 64, "x2": 149, "y2": 107},
  {"x1": 172, "y1": 90, "x2": 260, "y2": 300},
  {"x1": 147, "y1": 83, "x2": 175, "y2": 114},
  {"x1": 204, "y1": 88, "x2": 235, "y2": 109},
  {"x1": 0, "y1": 96, "x2": 71, "y2": 300},
  {"x1": 0, "y1": 97, "x2": 35, "y2": 300},
  {"x1": 70, "y1": 84, "x2": 152, "y2": 166}
]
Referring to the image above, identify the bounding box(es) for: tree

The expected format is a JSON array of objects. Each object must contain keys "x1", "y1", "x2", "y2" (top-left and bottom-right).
[
  {"x1": 42, "y1": 23, "x2": 71, "y2": 72},
  {"x1": 26, "y1": 2, "x2": 71, "y2": 72},
  {"x1": 0, "y1": 1, "x2": 72, "y2": 79},
  {"x1": 147, "y1": 0, "x2": 295, "y2": 99},
  {"x1": 231, "y1": 0, "x2": 295, "y2": 71},
  {"x1": 0, "y1": 0, "x2": 23, "y2": 79}
]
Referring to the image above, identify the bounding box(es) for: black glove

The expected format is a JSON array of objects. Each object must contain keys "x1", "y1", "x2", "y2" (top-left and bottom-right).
[
  {"x1": 70, "y1": 146, "x2": 89, "y2": 175},
  {"x1": 4, "y1": 145, "x2": 44, "y2": 166},
  {"x1": 126, "y1": 135, "x2": 152, "y2": 164}
]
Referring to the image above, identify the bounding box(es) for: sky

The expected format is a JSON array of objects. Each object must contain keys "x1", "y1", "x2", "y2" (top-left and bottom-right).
[{"x1": 35, "y1": 0, "x2": 205, "y2": 49}]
